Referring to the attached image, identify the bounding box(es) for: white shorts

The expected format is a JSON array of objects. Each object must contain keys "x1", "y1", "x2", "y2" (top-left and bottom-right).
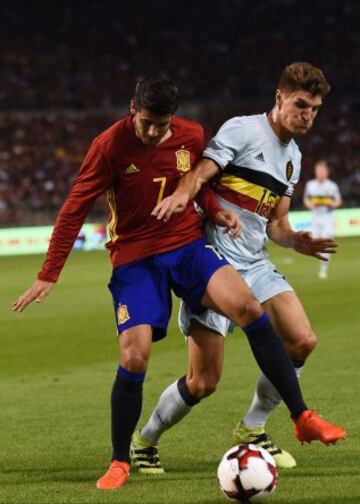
[
  {"x1": 312, "y1": 216, "x2": 335, "y2": 238},
  {"x1": 178, "y1": 259, "x2": 293, "y2": 337}
]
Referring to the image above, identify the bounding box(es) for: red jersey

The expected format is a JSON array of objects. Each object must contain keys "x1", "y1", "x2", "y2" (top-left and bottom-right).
[{"x1": 39, "y1": 115, "x2": 208, "y2": 283}]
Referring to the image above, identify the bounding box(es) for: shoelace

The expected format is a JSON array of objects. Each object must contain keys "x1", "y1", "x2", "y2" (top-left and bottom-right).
[{"x1": 134, "y1": 446, "x2": 160, "y2": 464}]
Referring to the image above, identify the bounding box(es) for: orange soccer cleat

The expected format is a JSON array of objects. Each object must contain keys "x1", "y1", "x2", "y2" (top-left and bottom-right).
[
  {"x1": 96, "y1": 461, "x2": 130, "y2": 490},
  {"x1": 293, "y1": 410, "x2": 347, "y2": 445}
]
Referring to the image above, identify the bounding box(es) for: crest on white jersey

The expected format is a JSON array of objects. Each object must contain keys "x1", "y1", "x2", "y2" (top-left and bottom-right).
[{"x1": 286, "y1": 161, "x2": 293, "y2": 181}]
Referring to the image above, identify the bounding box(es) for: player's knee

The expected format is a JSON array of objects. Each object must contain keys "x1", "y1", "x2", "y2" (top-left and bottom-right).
[
  {"x1": 291, "y1": 329, "x2": 317, "y2": 359},
  {"x1": 120, "y1": 350, "x2": 148, "y2": 373},
  {"x1": 238, "y1": 296, "x2": 263, "y2": 326},
  {"x1": 301, "y1": 329, "x2": 317, "y2": 356}
]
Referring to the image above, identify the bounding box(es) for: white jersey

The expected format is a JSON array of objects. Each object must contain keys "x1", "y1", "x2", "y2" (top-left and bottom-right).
[
  {"x1": 203, "y1": 113, "x2": 302, "y2": 269},
  {"x1": 303, "y1": 178, "x2": 341, "y2": 237},
  {"x1": 303, "y1": 179, "x2": 340, "y2": 216}
]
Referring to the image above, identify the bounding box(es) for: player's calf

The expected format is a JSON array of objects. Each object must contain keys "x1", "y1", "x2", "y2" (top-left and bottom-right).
[
  {"x1": 186, "y1": 374, "x2": 218, "y2": 399},
  {"x1": 287, "y1": 329, "x2": 317, "y2": 361}
]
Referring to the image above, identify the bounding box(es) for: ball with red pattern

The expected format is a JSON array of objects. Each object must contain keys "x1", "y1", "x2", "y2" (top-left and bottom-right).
[{"x1": 217, "y1": 444, "x2": 279, "y2": 502}]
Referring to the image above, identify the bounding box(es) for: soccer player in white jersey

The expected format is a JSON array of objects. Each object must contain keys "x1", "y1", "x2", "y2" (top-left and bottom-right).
[
  {"x1": 130, "y1": 62, "x2": 346, "y2": 472},
  {"x1": 304, "y1": 160, "x2": 342, "y2": 279}
]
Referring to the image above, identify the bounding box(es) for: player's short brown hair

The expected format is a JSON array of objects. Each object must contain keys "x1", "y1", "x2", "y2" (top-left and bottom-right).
[
  {"x1": 134, "y1": 73, "x2": 179, "y2": 115},
  {"x1": 278, "y1": 62, "x2": 331, "y2": 97}
]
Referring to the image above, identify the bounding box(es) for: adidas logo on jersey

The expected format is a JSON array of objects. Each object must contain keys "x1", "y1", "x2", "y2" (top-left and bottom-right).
[
  {"x1": 125, "y1": 164, "x2": 140, "y2": 174},
  {"x1": 255, "y1": 152, "x2": 265, "y2": 162}
]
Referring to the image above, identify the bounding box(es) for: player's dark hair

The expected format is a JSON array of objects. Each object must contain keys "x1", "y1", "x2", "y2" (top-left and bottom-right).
[
  {"x1": 278, "y1": 62, "x2": 331, "y2": 97},
  {"x1": 315, "y1": 160, "x2": 330, "y2": 171},
  {"x1": 134, "y1": 73, "x2": 179, "y2": 115}
]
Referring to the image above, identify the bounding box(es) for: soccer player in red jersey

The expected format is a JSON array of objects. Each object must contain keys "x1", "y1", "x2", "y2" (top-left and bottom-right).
[{"x1": 12, "y1": 74, "x2": 338, "y2": 490}]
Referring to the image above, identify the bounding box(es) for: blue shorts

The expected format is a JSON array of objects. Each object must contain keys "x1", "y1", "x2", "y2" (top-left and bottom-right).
[
  {"x1": 179, "y1": 258, "x2": 293, "y2": 337},
  {"x1": 108, "y1": 237, "x2": 228, "y2": 341}
]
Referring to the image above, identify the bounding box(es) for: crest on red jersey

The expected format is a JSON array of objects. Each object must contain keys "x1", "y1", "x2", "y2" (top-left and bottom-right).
[{"x1": 175, "y1": 148, "x2": 191, "y2": 172}]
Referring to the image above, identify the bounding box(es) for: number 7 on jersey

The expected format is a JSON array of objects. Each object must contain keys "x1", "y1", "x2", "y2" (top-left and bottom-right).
[{"x1": 153, "y1": 177, "x2": 167, "y2": 204}]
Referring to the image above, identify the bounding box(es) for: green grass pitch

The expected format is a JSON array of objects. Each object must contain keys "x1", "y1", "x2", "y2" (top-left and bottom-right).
[{"x1": 1, "y1": 237, "x2": 360, "y2": 504}]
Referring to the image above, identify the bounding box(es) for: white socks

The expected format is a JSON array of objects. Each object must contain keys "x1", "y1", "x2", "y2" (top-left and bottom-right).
[
  {"x1": 140, "y1": 365, "x2": 305, "y2": 442},
  {"x1": 319, "y1": 254, "x2": 330, "y2": 278},
  {"x1": 141, "y1": 380, "x2": 193, "y2": 443},
  {"x1": 243, "y1": 366, "x2": 304, "y2": 428}
]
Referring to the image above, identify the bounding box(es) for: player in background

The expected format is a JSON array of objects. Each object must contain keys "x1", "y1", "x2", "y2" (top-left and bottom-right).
[
  {"x1": 303, "y1": 160, "x2": 342, "y2": 279},
  {"x1": 12, "y1": 74, "x2": 339, "y2": 490},
  {"x1": 131, "y1": 62, "x2": 346, "y2": 473}
]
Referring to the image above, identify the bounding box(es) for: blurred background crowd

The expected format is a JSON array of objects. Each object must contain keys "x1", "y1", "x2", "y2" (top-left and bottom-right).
[{"x1": 0, "y1": 0, "x2": 359, "y2": 226}]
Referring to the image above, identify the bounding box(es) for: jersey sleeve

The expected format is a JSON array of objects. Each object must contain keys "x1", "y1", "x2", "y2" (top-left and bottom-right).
[
  {"x1": 332, "y1": 182, "x2": 341, "y2": 199},
  {"x1": 38, "y1": 141, "x2": 114, "y2": 283},
  {"x1": 284, "y1": 150, "x2": 302, "y2": 197},
  {"x1": 195, "y1": 184, "x2": 222, "y2": 221},
  {"x1": 202, "y1": 117, "x2": 247, "y2": 169}
]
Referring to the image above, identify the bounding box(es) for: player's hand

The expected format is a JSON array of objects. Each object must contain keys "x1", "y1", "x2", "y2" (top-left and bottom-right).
[
  {"x1": 12, "y1": 280, "x2": 54, "y2": 312},
  {"x1": 214, "y1": 210, "x2": 242, "y2": 239},
  {"x1": 293, "y1": 231, "x2": 338, "y2": 260},
  {"x1": 151, "y1": 189, "x2": 190, "y2": 222}
]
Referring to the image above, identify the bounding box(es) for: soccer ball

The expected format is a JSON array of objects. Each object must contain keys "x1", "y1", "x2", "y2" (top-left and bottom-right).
[{"x1": 217, "y1": 444, "x2": 279, "y2": 502}]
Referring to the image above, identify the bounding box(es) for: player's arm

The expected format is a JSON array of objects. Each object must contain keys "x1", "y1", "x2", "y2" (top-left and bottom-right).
[
  {"x1": 266, "y1": 197, "x2": 296, "y2": 247},
  {"x1": 267, "y1": 196, "x2": 338, "y2": 260},
  {"x1": 196, "y1": 183, "x2": 242, "y2": 238},
  {"x1": 331, "y1": 196, "x2": 342, "y2": 208},
  {"x1": 303, "y1": 196, "x2": 314, "y2": 209},
  {"x1": 12, "y1": 142, "x2": 113, "y2": 312},
  {"x1": 152, "y1": 157, "x2": 220, "y2": 222},
  {"x1": 331, "y1": 185, "x2": 342, "y2": 208}
]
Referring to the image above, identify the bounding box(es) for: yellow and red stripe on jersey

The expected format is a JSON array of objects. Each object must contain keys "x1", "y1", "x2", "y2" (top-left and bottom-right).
[
  {"x1": 215, "y1": 164, "x2": 288, "y2": 218},
  {"x1": 106, "y1": 187, "x2": 119, "y2": 242},
  {"x1": 308, "y1": 196, "x2": 334, "y2": 207}
]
